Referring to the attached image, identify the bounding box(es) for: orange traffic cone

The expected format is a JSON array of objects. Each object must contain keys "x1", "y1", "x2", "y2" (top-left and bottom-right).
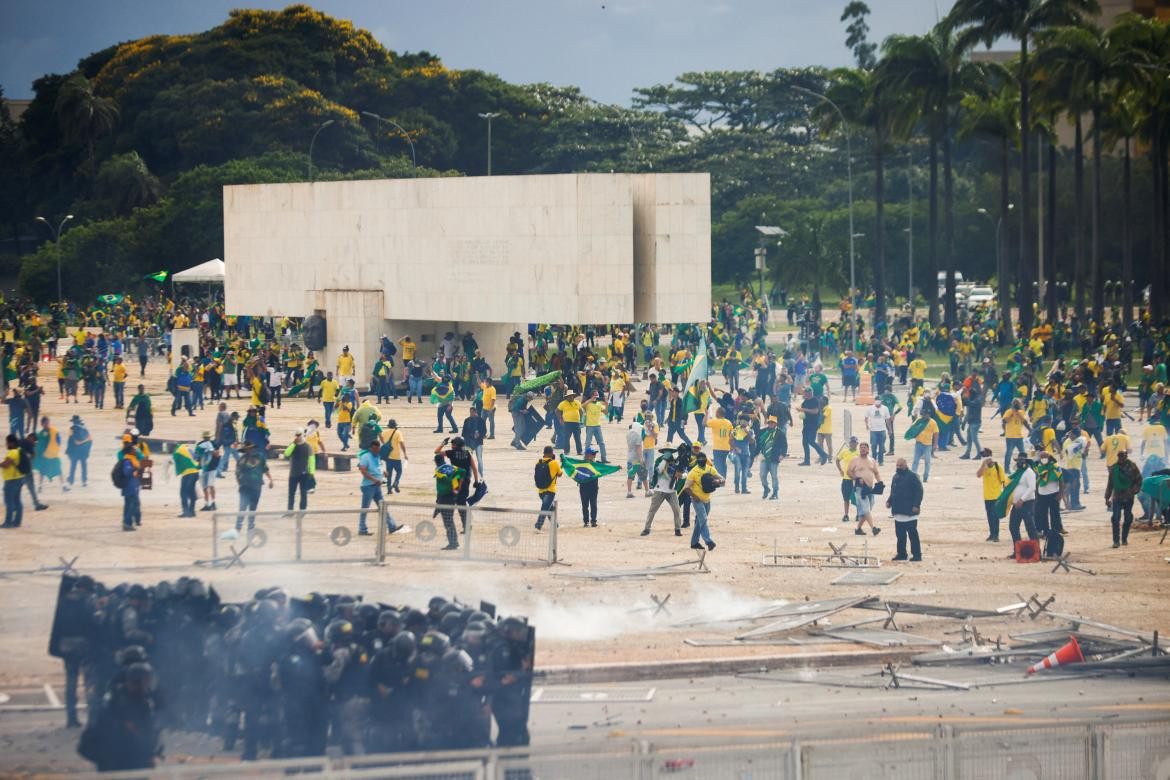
[{"x1": 1026, "y1": 635, "x2": 1084, "y2": 675}]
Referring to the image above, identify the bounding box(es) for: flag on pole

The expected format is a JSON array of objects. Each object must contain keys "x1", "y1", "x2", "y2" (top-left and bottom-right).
[
  {"x1": 144, "y1": 270, "x2": 168, "y2": 282},
  {"x1": 680, "y1": 337, "x2": 709, "y2": 416},
  {"x1": 559, "y1": 455, "x2": 622, "y2": 484},
  {"x1": 96, "y1": 294, "x2": 124, "y2": 305}
]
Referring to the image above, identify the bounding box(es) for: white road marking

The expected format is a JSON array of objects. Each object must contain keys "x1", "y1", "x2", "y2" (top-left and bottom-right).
[{"x1": 43, "y1": 683, "x2": 60, "y2": 708}]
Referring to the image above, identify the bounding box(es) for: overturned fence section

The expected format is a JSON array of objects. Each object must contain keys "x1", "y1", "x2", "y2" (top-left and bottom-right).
[
  {"x1": 378, "y1": 501, "x2": 557, "y2": 566},
  {"x1": 204, "y1": 502, "x2": 557, "y2": 567}
]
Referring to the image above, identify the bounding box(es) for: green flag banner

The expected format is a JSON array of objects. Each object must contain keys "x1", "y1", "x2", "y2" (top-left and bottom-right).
[
  {"x1": 144, "y1": 270, "x2": 168, "y2": 282},
  {"x1": 680, "y1": 337, "x2": 709, "y2": 416},
  {"x1": 96, "y1": 294, "x2": 124, "y2": 305},
  {"x1": 993, "y1": 468, "x2": 1028, "y2": 520},
  {"x1": 903, "y1": 416, "x2": 930, "y2": 441},
  {"x1": 560, "y1": 455, "x2": 621, "y2": 484},
  {"x1": 515, "y1": 370, "x2": 561, "y2": 395}
]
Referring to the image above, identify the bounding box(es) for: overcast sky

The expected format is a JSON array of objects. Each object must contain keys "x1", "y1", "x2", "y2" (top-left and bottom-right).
[{"x1": 1, "y1": 0, "x2": 962, "y2": 104}]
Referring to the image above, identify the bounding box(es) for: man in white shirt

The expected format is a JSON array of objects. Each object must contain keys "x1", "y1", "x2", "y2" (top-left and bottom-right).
[
  {"x1": 641, "y1": 449, "x2": 683, "y2": 537},
  {"x1": 1007, "y1": 451, "x2": 1038, "y2": 556},
  {"x1": 865, "y1": 399, "x2": 891, "y2": 466}
]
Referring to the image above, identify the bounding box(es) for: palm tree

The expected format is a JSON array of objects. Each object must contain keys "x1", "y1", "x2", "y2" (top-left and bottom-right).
[
  {"x1": 946, "y1": 0, "x2": 1100, "y2": 336},
  {"x1": 878, "y1": 26, "x2": 984, "y2": 330},
  {"x1": 54, "y1": 73, "x2": 119, "y2": 182},
  {"x1": 1035, "y1": 23, "x2": 1140, "y2": 324},
  {"x1": 95, "y1": 151, "x2": 163, "y2": 215},
  {"x1": 1099, "y1": 87, "x2": 1142, "y2": 324},
  {"x1": 1032, "y1": 37, "x2": 1091, "y2": 317},
  {"x1": 959, "y1": 69, "x2": 1019, "y2": 340},
  {"x1": 1110, "y1": 13, "x2": 1170, "y2": 322},
  {"x1": 817, "y1": 68, "x2": 900, "y2": 325}
]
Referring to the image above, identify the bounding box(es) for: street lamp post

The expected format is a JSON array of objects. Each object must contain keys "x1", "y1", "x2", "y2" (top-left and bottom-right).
[
  {"x1": 906, "y1": 150, "x2": 914, "y2": 315},
  {"x1": 794, "y1": 86, "x2": 854, "y2": 349},
  {"x1": 754, "y1": 225, "x2": 786, "y2": 310},
  {"x1": 977, "y1": 204, "x2": 1013, "y2": 312},
  {"x1": 361, "y1": 112, "x2": 417, "y2": 169},
  {"x1": 35, "y1": 214, "x2": 74, "y2": 304},
  {"x1": 307, "y1": 119, "x2": 336, "y2": 182},
  {"x1": 478, "y1": 112, "x2": 502, "y2": 175}
]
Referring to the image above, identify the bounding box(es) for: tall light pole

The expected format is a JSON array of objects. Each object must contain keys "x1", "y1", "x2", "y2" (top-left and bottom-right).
[
  {"x1": 361, "y1": 111, "x2": 417, "y2": 169},
  {"x1": 978, "y1": 204, "x2": 1013, "y2": 306},
  {"x1": 794, "y1": 86, "x2": 854, "y2": 348},
  {"x1": 906, "y1": 150, "x2": 914, "y2": 315},
  {"x1": 478, "y1": 112, "x2": 501, "y2": 175},
  {"x1": 307, "y1": 119, "x2": 335, "y2": 182},
  {"x1": 35, "y1": 214, "x2": 74, "y2": 304}
]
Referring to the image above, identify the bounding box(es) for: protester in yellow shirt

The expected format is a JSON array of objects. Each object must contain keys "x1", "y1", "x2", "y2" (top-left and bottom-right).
[
  {"x1": 702, "y1": 407, "x2": 733, "y2": 479},
  {"x1": 835, "y1": 436, "x2": 860, "y2": 523},
  {"x1": 556, "y1": 392, "x2": 583, "y2": 454},
  {"x1": 1001, "y1": 400, "x2": 1030, "y2": 470},
  {"x1": 1101, "y1": 430, "x2": 1130, "y2": 467},
  {"x1": 1103, "y1": 386, "x2": 1125, "y2": 435},
  {"x1": 684, "y1": 452, "x2": 722, "y2": 551},
  {"x1": 318, "y1": 373, "x2": 340, "y2": 428},
  {"x1": 976, "y1": 448, "x2": 1007, "y2": 542},
  {"x1": 111, "y1": 357, "x2": 128, "y2": 408},
  {"x1": 817, "y1": 403, "x2": 834, "y2": 456},
  {"x1": 582, "y1": 394, "x2": 608, "y2": 462},
  {"x1": 479, "y1": 379, "x2": 497, "y2": 439},
  {"x1": 336, "y1": 346, "x2": 356, "y2": 379},
  {"x1": 534, "y1": 446, "x2": 561, "y2": 529}
]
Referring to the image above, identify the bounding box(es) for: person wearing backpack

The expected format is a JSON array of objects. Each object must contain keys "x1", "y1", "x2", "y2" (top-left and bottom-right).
[
  {"x1": 534, "y1": 446, "x2": 561, "y2": 530},
  {"x1": 683, "y1": 452, "x2": 722, "y2": 551},
  {"x1": 641, "y1": 448, "x2": 682, "y2": 537},
  {"x1": 116, "y1": 439, "x2": 142, "y2": 531},
  {"x1": 1, "y1": 434, "x2": 23, "y2": 528},
  {"x1": 433, "y1": 452, "x2": 465, "y2": 551}
]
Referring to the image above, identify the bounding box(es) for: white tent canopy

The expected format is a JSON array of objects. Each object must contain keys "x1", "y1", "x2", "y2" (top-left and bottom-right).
[{"x1": 172, "y1": 258, "x2": 225, "y2": 284}]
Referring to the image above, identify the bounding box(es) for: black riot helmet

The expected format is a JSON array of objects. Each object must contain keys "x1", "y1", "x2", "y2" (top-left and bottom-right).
[
  {"x1": 324, "y1": 619, "x2": 354, "y2": 645},
  {"x1": 391, "y1": 631, "x2": 416, "y2": 663},
  {"x1": 377, "y1": 610, "x2": 402, "y2": 635},
  {"x1": 285, "y1": 617, "x2": 318, "y2": 648},
  {"x1": 418, "y1": 630, "x2": 450, "y2": 661}
]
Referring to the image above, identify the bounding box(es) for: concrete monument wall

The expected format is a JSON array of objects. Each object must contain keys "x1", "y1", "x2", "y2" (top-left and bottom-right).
[{"x1": 223, "y1": 172, "x2": 710, "y2": 386}]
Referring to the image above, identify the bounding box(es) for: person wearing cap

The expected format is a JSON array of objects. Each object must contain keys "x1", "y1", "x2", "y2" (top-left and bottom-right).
[
  {"x1": 65, "y1": 414, "x2": 92, "y2": 489},
  {"x1": 1005, "y1": 451, "x2": 1038, "y2": 555},
  {"x1": 757, "y1": 415, "x2": 782, "y2": 500},
  {"x1": 285, "y1": 429, "x2": 314, "y2": 513},
  {"x1": 556, "y1": 392, "x2": 583, "y2": 455},
  {"x1": 534, "y1": 446, "x2": 561, "y2": 530},
  {"x1": 380, "y1": 420, "x2": 407, "y2": 494},
  {"x1": 641, "y1": 447, "x2": 683, "y2": 536},
  {"x1": 234, "y1": 442, "x2": 272, "y2": 532},
  {"x1": 336, "y1": 345, "x2": 356, "y2": 381},
  {"x1": 194, "y1": 430, "x2": 220, "y2": 512}
]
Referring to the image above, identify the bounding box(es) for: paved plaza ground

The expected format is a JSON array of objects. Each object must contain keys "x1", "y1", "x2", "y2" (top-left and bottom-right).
[{"x1": 0, "y1": 344, "x2": 1168, "y2": 772}]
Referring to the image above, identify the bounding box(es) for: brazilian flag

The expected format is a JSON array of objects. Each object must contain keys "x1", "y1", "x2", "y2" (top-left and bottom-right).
[
  {"x1": 144, "y1": 270, "x2": 168, "y2": 282},
  {"x1": 560, "y1": 455, "x2": 621, "y2": 484},
  {"x1": 903, "y1": 416, "x2": 931, "y2": 441},
  {"x1": 992, "y1": 468, "x2": 1028, "y2": 520},
  {"x1": 287, "y1": 359, "x2": 318, "y2": 397},
  {"x1": 680, "y1": 337, "x2": 709, "y2": 416},
  {"x1": 96, "y1": 294, "x2": 124, "y2": 305},
  {"x1": 430, "y1": 383, "x2": 454, "y2": 405}
]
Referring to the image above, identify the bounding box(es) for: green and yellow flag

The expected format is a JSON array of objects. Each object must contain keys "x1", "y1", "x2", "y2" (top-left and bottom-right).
[
  {"x1": 560, "y1": 455, "x2": 621, "y2": 484},
  {"x1": 144, "y1": 270, "x2": 168, "y2": 282},
  {"x1": 680, "y1": 337, "x2": 709, "y2": 416},
  {"x1": 96, "y1": 294, "x2": 124, "y2": 305}
]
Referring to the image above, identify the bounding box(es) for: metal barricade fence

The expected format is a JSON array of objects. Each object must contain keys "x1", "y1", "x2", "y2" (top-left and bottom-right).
[
  {"x1": 208, "y1": 507, "x2": 388, "y2": 567},
  {"x1": 54, "y1": 716, "x2": 1170, "y2": 780},
  {"x1": 378, "y1": 501, "x2": 557, "y2": 566}
]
